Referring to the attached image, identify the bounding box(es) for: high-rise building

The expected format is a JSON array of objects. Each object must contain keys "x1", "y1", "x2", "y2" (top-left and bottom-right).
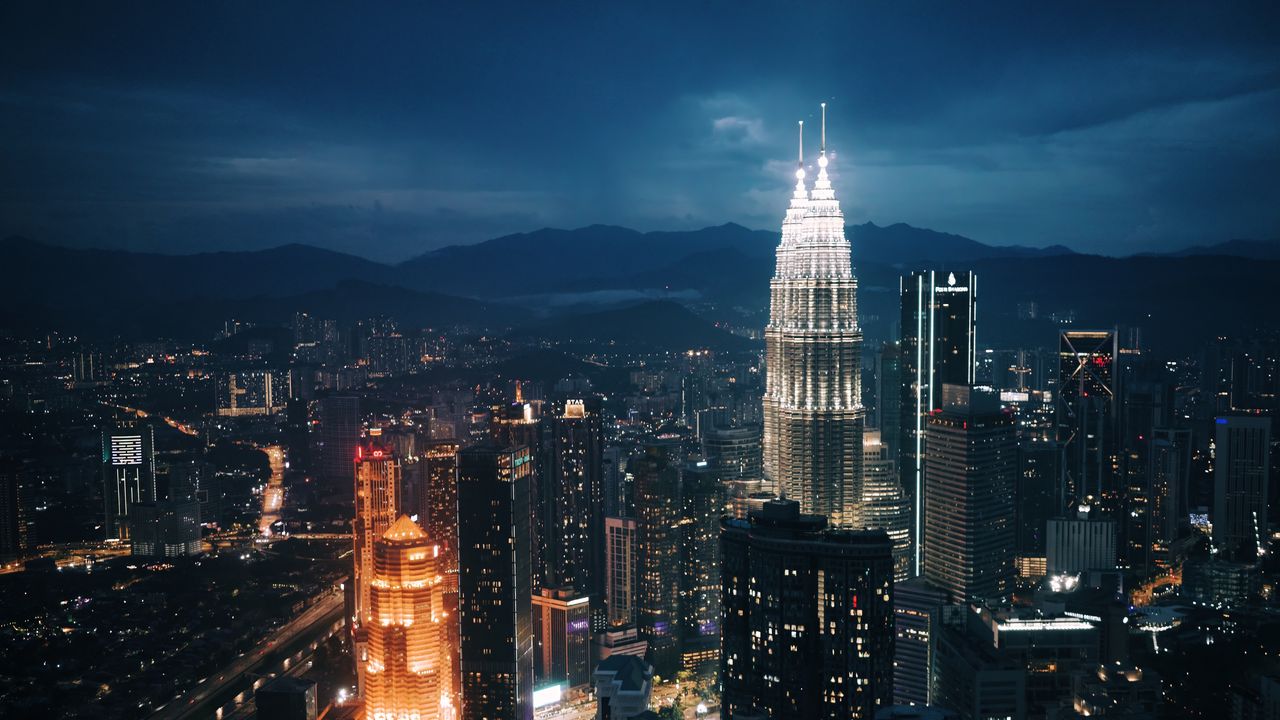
[
  {"x1": 532, "y1": 587, "x2": 592, "y2": 691},
  {"x1": 1046, "y1": 506, "x2": 1117, "y2": 577},
  {"x1": 364, "y1": 515, "x2": 451, "y2": 720},
  {"x1": 899, "y1": 269, "x2": 977, "y2": 575},
  {"x1": 354, "y1": 441, "x2": 401, "y2": 627},
  {"x1": 491, "y1": 399, "x2": 547, "y2": 591},
  {"x1": 1149, "y1": 428, "x2": 1192, "y2": 567},
  {"x1": 923, "y1": 385, "x2": 1016, "y2": 604},
  {"x1": 678, "y1": 461, "x2": 720, "y2": 677},
  {"x1": 548, "y1": 399, "x2": 604, "y2": 626},
  {"x1": 458, "y1": 443, "x2": 534, "y2": 720},
  {"x1": 763, "y1": 109, "x2": 865, "y2": 526},
  {"x1": 102, "y1": 423, "x2": 156, "y2": 541},
  {"x1": 1015, "y1": 440, "x2": 1059, "y2": 577},
  {"x1": 892, "y1": 577, "x2": 949, "y2": 707},
  {"x1": 863, "y1": 431, "x2": 911, "y2": 581},
  {"x1": 352, "y1": 439, "x2": 400, "y2": 698},
  {"x1": 720, "y1": 499, "x2": 894, "y2": 720},
  {"x1": 0, "y1": 460, "x2": 28, "y2": 563},
  {"x1": 1056, "y1": 330, "x2": 1117, "y2": 508},
  {"x1": 702, "y1": 425, "x2": 763, "y2": 484},
  {"x1": 317, "y1": 395, "x2": 361, "y2": 488},
  {"x1": 631, "y1": 443, "x2": 681, "y2": 678},
  {"x1": 214, "y1": 368, "x2": 290, "y2": 416},
  {"x1": 1213, "y1": 415, "x2": 1272, "y2": 561},
  {"x1": 875, "y1": 341, "x2": 903, "y2": 456},
  {"x1": 604, "y1": 516, "x2": 638, "y2": 628},
  {"x1": 422, "y1": 440, "x2": 461, "y2": 578}
]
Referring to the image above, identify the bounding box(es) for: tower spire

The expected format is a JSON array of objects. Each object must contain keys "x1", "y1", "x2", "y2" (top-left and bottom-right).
[
  {"x1": 798, "y1": 120, "x2": 804, "y2": 168},
  {"x1": 820, "y1": 102, "x2": 827, "y2": 155}
]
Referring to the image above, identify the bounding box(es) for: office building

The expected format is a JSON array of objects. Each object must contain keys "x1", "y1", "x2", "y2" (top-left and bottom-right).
[
  {"x1": 605, "y1": 516, "x2": 638, "y2": 627},
  {"x1": 422, "y1": 440, "x2": 461, "y2": 578},
  {"x1": 900, "y1": 270, "x2": 977, "y2": 574},
  {"x1": 923, "y1": 386, "x2": 1016, "y2": 604},
  {"x1": 1067, "y1": 664, "x2": 1162, "y2": 718},
  {"x1": 720, "y1": 499, "x2": 894, "y2": 720},
  {"x1": 102, "y1": 423, "x2": 156, "y2": 541},
  {"x1": 317, "y1": 395, "x2": 361, "y2": 488},
  {"x1": 364, "y1": 515, "x2": 450, "y2": 720},
  {"x1": 763, "y1": 111, "x2": 866, "y2": 526},
  {"x1": 0, "y1": 461, "x2": 28, "y2": 563},
  {"x1": 1015, "y1": 441, "x2": 1059, "y2": 577},
  {"x1": 893, "y1": 577, "x2": 949, "y2": 707},
  {"x1": 533, "y1": 588, "x2": 592, "y2": 691},
  {"x1": 548, "y1": 399, "x2": 604, "y2": 625},
  {"x1": 458, "y1": 443, "x2": 534, "y2": 720},
  {"x1": 702, "y1": 424, "x2": 763, "y2": 484},
  {"x1": 1148, "y1": 428, "x2": 1191, "y2": 568},
  {"x1": 1046, "y1": 506, "x2": 1117, "y2": 577},
  {"x1": 1056, "y1": 330, "x2": 1117, "y2": 508},
  {"x1": 354, "y1": 441, "x2": 401, "y2": 626},
  {"x1": 1213, "y1": 415, "x2": 1272, "y2": 561},
  {"x1": 631, "y1": 443, "x2": 681, "y2": 678},
  {"x1": 875, "y1": 341, "x2": 903, "y2": 456},
  {"x1": 490, "y1": 398, "x2": 547, "y2": 590},
  {"x1": 863, "y1": 431, "x2": 912, "y2": 581},
  {"x1": 678, "y1": 461, "x2": 720, "y2": 676}
]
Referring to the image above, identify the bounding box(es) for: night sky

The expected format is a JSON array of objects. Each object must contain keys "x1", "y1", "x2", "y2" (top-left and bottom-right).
[{"x1": 2, "y1": 2, "x2": 1278, "y2": 261}]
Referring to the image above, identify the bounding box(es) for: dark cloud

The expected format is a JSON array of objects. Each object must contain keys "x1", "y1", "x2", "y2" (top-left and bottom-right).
[{"x1": 1, "y1": 2, "x2": 1277, "y2": 259}]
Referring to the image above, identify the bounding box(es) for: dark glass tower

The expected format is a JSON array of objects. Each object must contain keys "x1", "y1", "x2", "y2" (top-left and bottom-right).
[
  {"x1": 1056, "y1": 330, "x2": 1117, "y2": 509},
  {"x1": 458, "y1": 443, "x2": 534, "y2": 720},
  {"x1": 548, "y1": 398, "x2": 604, "y2": 628},
  {"x1": 102, "y1": 422, "x2": 157, "y2": 541},
  {"x1": 631, "y1": 442, "x2": 682, "y2": 678},
  {"x1": 899, "y1": 269, "x2": 976, "y2": 575},
  {"x1": 720, "y1": 499, "x2": 894, "y2": 720}
]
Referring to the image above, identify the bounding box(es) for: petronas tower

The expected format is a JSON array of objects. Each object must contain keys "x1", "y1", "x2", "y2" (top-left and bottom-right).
[{"x1": 763, "y1": 105, "x2": 865, "y2": 526}]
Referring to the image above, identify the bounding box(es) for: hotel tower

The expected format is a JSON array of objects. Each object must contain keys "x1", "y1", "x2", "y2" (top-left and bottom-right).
[{"x1": 763, "y1": 105, "x2": 865, "y2": 526}]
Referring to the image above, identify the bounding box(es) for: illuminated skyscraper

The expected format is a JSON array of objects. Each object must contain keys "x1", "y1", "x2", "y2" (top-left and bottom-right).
[
  {"x1": 720, "y1": 499, "x2": 894, "y2": 720},
  {"x1": 1056, "y1": 330, "x2": 1117, "y2": 508},
  {"x1": 364, "y1": 515, "x2": 451, "y2": 720},
  {"x1": 899, "y1": 269, "x2": 977, "y2": 574},
  {"x1": 354, "y1": 441, "x2": 401, "y2": 625},
  {"x1": 763, "y1": 107, "x2": 865, "y2": 526},
  {"x1": 458, "y1": 443, "x2": 534, "y2": 720},
  {"x1": 604, "y1": 516, "x2": 637, "y2": 627},
  {"x1": 102, "y1": 422, "x2": 156, "y2": 541},
  {"x1": 422, "y1": 440, "x2": 461, "y2": 578},
  {"x1": 353, "y1": 440, "x2": 401, "y2": 697},
  {"x1": 862, "y1": 431, "x2": 911, "y2": 581},
  {"x1": 678, "y1": 461, "x2": 720, "y2": 676}
]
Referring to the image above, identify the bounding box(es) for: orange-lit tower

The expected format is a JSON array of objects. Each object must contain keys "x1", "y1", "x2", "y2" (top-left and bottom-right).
[
  {"x1": 365, "y1": 515, "x2": 453, "y2": 720},
  {"x1": 354, "y1": 439, "x2": 401, "y2": 696}
]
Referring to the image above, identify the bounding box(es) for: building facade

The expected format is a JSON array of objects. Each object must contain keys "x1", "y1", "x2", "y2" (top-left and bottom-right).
[
  {"x1": 720, "y1": 499, "x2": 894, "y2": 720},
  {"x1": 1213, "y1": 415, "x2": 1272, "y2": 561},
  {"x1": 458, "y1": 443, "x2": 535, "y2": 720},
  {"x1": 899, "y1": 269, "x2": 977, "y2": 575},
  {"x1": 922, "y1": 386, "x2": 1016, "y2": 604}
]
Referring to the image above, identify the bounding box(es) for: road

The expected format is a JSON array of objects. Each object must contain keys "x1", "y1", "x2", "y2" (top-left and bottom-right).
[
  {"x1": 150, "y1": 588, "x2": 345, "y2": 720},
  {"x1": 257, "y1": 445, "x2": 286, "y2": 537}
]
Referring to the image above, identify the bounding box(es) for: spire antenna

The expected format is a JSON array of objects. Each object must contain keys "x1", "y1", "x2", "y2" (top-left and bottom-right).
[
  {"x1": 798, "y1": 120, "x2": 804, "y2": 167},
  {"x1": 820, "y1": 102, "x2": 827, "y2": 154}
]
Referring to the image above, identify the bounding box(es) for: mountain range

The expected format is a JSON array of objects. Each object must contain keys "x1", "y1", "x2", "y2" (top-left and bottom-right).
[{"x1": 2, "y1": 224, "x2": 1276, "y2": 352}]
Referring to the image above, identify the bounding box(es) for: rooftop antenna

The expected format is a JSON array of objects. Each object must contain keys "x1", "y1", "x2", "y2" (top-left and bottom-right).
[{"x1": 820, "y1": 102, "x2": 827, "y2": 154}]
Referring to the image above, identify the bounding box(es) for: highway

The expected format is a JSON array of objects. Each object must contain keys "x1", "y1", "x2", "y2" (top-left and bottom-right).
[{"x1": 150, "y1": 588, "x2": 345, "y2": 720}]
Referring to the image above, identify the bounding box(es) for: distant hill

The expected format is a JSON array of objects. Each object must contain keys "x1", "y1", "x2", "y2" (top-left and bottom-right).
[
  {"x1": 510, "y1": 300, "x2": 758, "y2": 352},
  {"x1": 1146, "y1": 239, "x2": 1280, "y2": 261}
]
